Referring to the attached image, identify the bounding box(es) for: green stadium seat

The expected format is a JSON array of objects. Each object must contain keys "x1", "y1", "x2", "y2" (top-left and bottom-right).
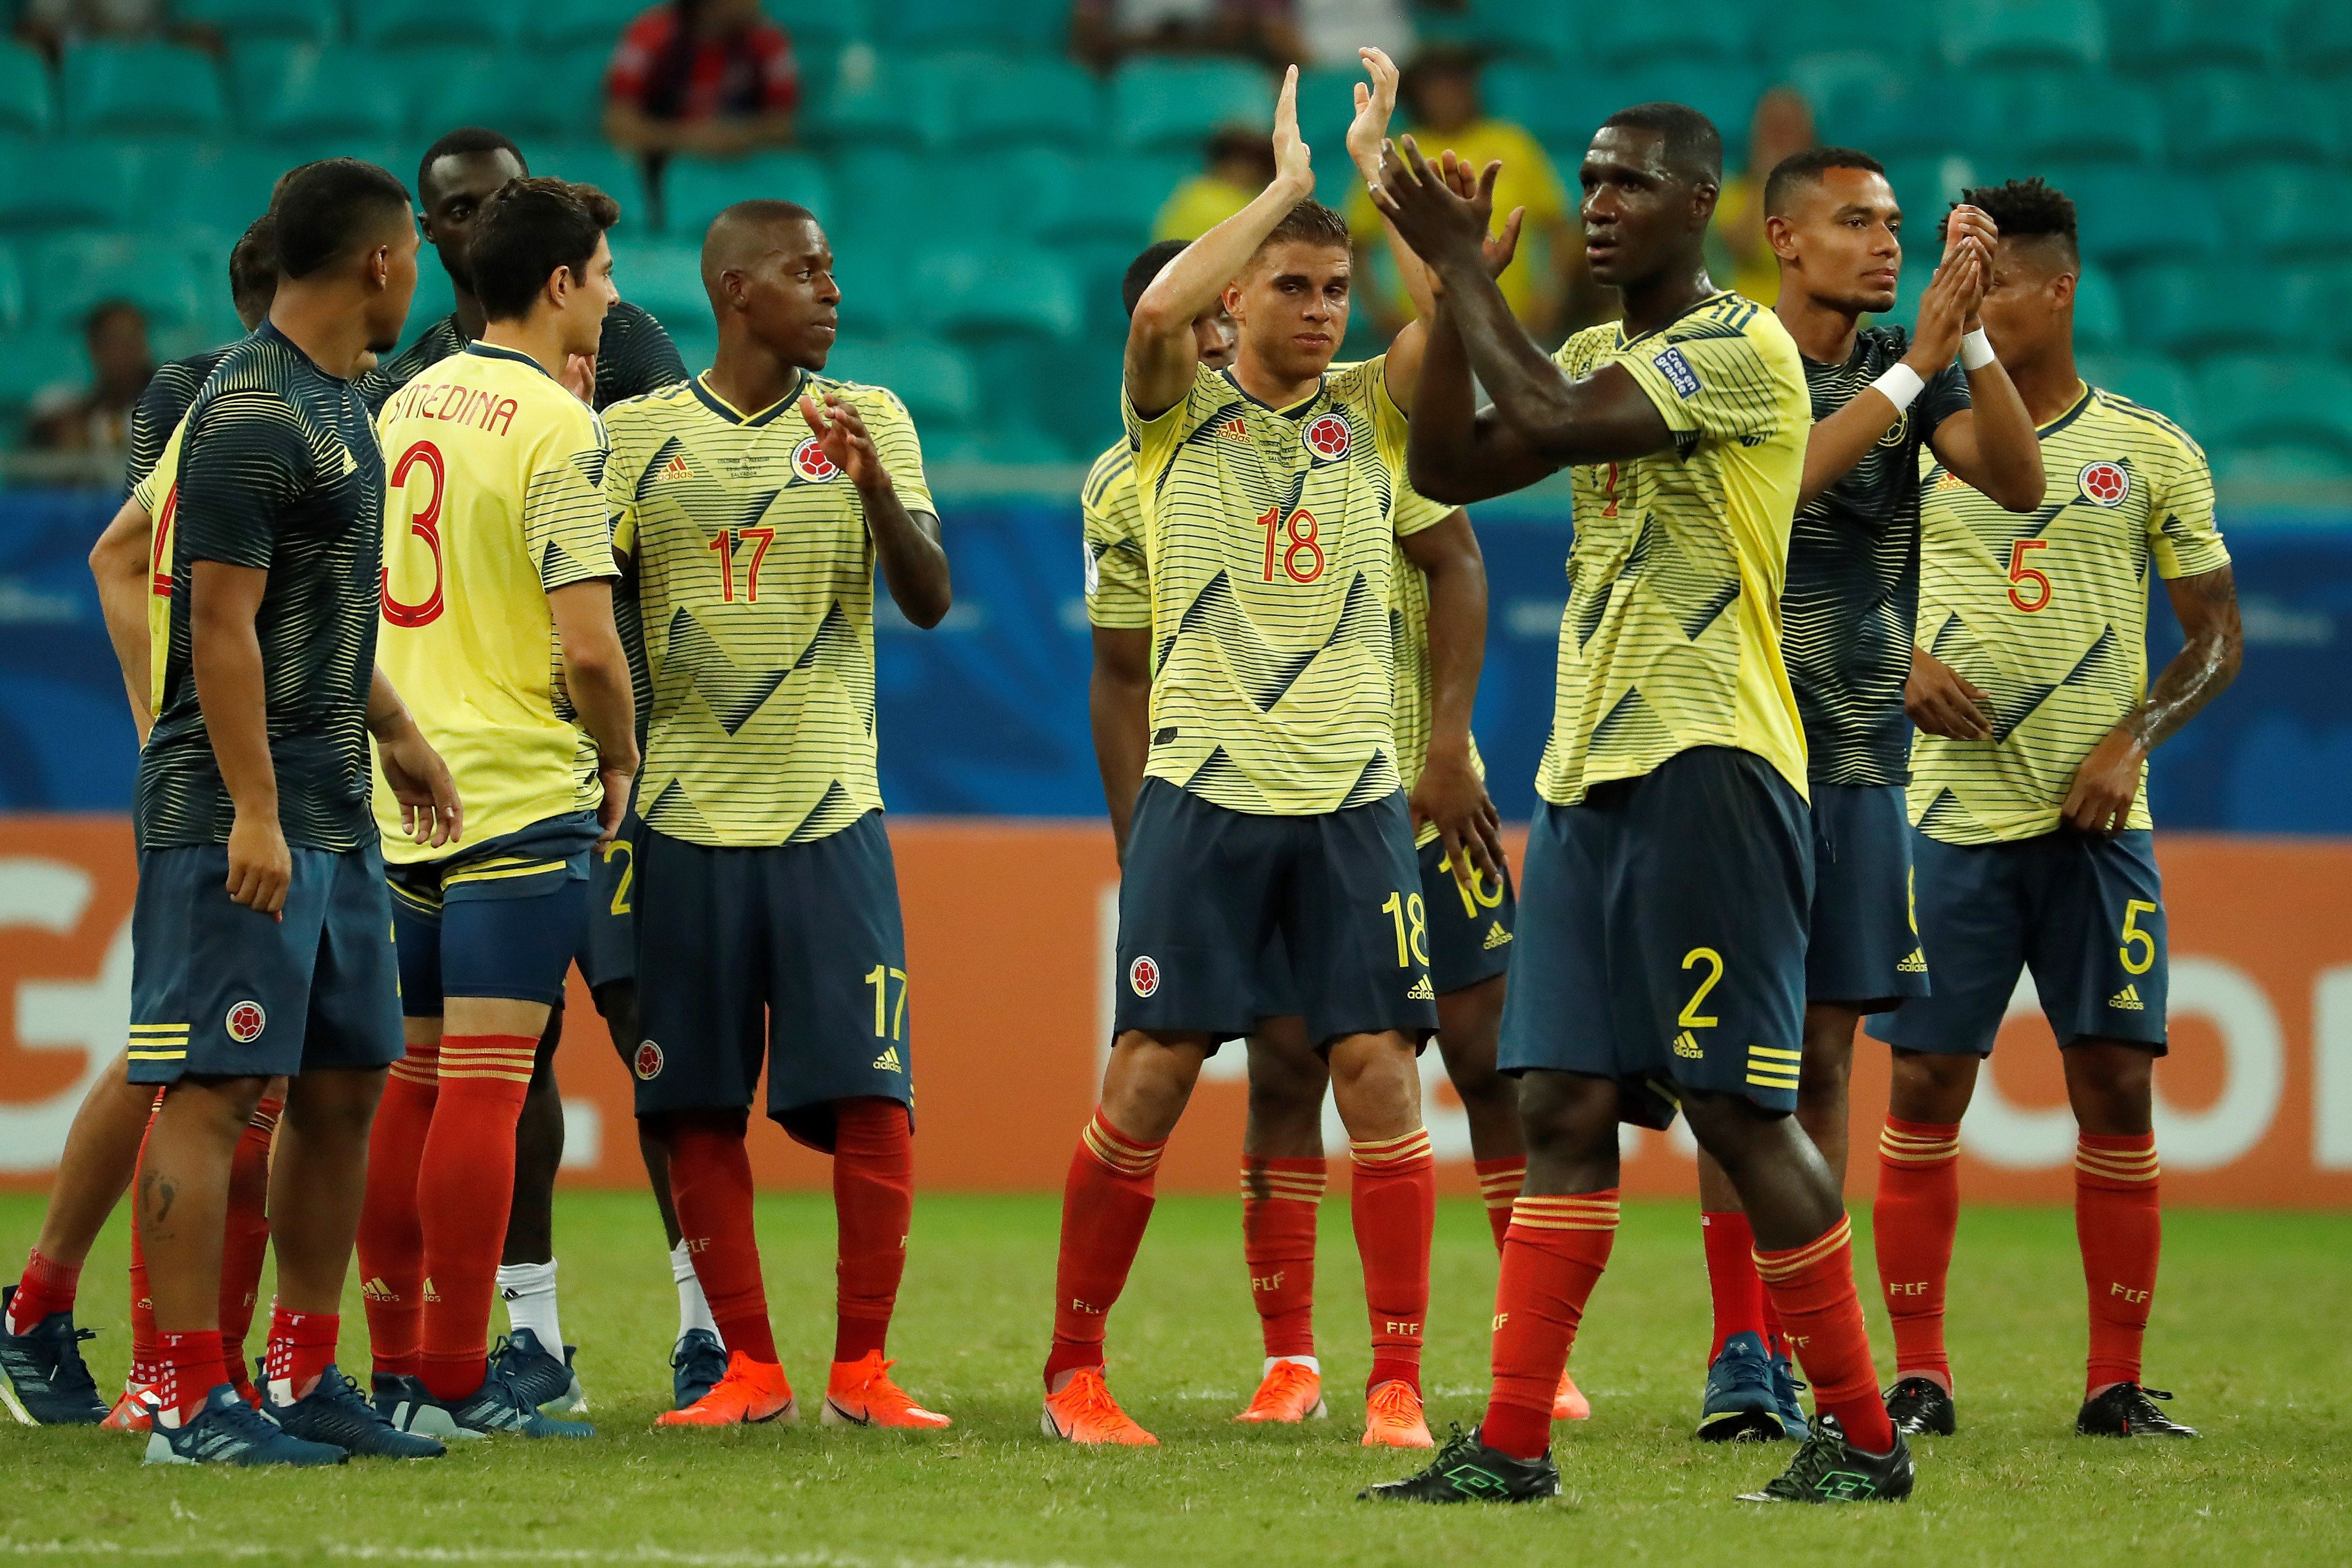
[
  {"x1": 1879, "y1": 156, "x2": 1980, "y2": 237},
  {"x1": 178, "y1": 0, "x2": 330, "y2": 42},
  {"x1": 2164, "y1": 72, "x2": 2335, "y2": 166},
  {"x1": 0, "y1": 140, "x2": 138, "y2": 229},
  {"x1": 2194, "y1": 355, "x2": 2352, "y2": 456},
  {"x1": 1940, "y1": 0, "x2": 2106, "y2": 70},
  {"x1": 806, "y1": 50, "x2": 933, "y2": 149},
  {"x1": 0, "y1": 46, "x2": 52, "y2": 137},
  {"x1": 2211, "y1": 442, "x2": 2352, "y2": 490},
  {"x1": 2121, "y1": 265, "x2": 2288, "y2": 355},
  {"x1": 782, "y1": 0, "x2": 872, "y2": 54},
  {"x1": 30, "y1": 233, "x2": 203, "y2": 330},
  {"x1": 891, "y1": 0, "x2": 1057, "y2": 53},
  {"x1": 409, "y1": 46, "x2": 608, "y2": 142},
  {"x1": 2074, "y1": 263, "x2": 2125, "y2": 348},
  {"x1": 822, "y1": 233, "x2": 907, "y2": 332},
  {"x1": 0, "y1": 247, "x2": 21, "y2": 330},
  {"x1": 919, "y1": 149, "x2": 1076, "y2": 241},
  {"x1": 2231, "y1": 168, "x2": 2352, "y2": 260},
  {"x1": 62, "y1": 43, "x2": 224, "y2": 136},
  {"x1": 1111, "y1": 59, "x2": 1271, "y2": 153},
  {"x1": 2055, "y1": 165, "x2": 2216, "y2": 266},
  {"x1": 664, "y1": 316, "x2": 716, "y2": 377},
  {"x1": 1999, "y1": 72, "x2": 2163, "y2": 165},
  {"x1": 907, "y1": 243, "x2": 1082, "y2": 340},
  {"x1": 825, "y1": 147, "x2": 923, "y2": 243},
  {"x1": 1815, "y1": 75, "x2": 2002, "y2": 161},
  {"x1": 1036, "y1": 153, "x2": 1190, "y2": 242},
  {"x1": 144, "y1": 144, "x2": 291, "y2": 242},
  {"x1": 660, "y1": 152, "x2": 833, "y2": 238},
  {"x1": 823, "y1": 335, "x2": 976, "y2": 428},
  {"x1": 2078, "y1": 351, "x2": 2201, "y2": 432},
  {"x1": 532, "y1": 143, "x2": 653, "y2": 226},
  {"x1": 953, "y1": 57, "x2": 1101, "y2": 149},
  {"x1": 1778, "y1": 5, "x2": 1938, "y2": 68},
  {"x1": 2302, "y1": 0, "x2": 2352, "y2": 74},
  {"x1": 2278, "y1": 266, "x2": 2352, "y2": 354},
  {"x1": 245, "y1": 45, "x2": 408, "y2": 143},
  {"x1": 1481, "y1": 64, "x2": 1617, "y2": 148},
  {"x1": 1418, "y1": 0, "x2": 1574, "y2": 61},
  {"x1": 608, "y1": 238, "x2": 707, "y2": 323},
  {"x1": 1004, "y1": 334, "x2": 1122, "y2": 456},
  {"x1": 1289, "y1": 66, "x2": 1358, "y2": 154},
  {"x1": 2109, "y1": 0, "x2": 2279, "y2": 72},
  {"x1": 519, "y1": 0, "x2": 640, "y2": 51},
  {"x1": 0, "y1": 326, "x2": 84, "y2": 413},
  {"x1": 350, "y1": 0, "x2": 520, "y2": 48},
  {"x1": 1585, "y1": 2, "x2": 1757, "y2": 68}
]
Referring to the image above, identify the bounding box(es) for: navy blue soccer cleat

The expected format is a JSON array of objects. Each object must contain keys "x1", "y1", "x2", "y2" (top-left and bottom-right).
[
  {"x1": 0, "y1": 1285, "x2": 108, "y2": 1426},
  {"x1": 1697, "y1": 1330, "x2": 1787, "y2": 1442},
  {"x1": 1767, "y1": 1349, "x2": 1810, "y2": 1440},
  {"x1": 490, "y1": 1329, "x2": 586, "y2": 1416},
  {"x1": 144, "y1": 1384, "x2": 346, "y2": 1467},
  {"x1": 442, "y1": 1364, "x2": 594, "y2": 1438},
  {"x1": 264, "y1": 1365, "x2": 446, "y2": 1458},
  {"x1": 671, "y1": 1329, "x2": 728, "y2": 1410}
]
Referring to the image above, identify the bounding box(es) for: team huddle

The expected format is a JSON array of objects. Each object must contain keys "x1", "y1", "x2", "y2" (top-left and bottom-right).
[{"x1": 0, "y1": 49, "x2": 2239, "y2": 1505}]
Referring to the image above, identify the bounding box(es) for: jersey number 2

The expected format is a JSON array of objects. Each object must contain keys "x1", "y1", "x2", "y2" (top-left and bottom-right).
[{"x1": 381, "y1": 440, "x2": 447, "y2": 628}]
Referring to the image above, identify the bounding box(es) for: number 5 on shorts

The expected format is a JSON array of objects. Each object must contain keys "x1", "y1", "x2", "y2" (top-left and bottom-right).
[{"x1": 2118, "y1": 900, "x2": 2158, "y2": 975}]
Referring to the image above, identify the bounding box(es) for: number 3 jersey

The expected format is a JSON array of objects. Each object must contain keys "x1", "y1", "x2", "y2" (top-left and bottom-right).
[
  {"x1": 1123, "y1": 358, "x2": 1432, "y2": 817},
  {"x1": 1910, "y1": 384, "x2": 2228, "y2": 845},
  {"x1": 371, "y1": 343, "x2": 617, "y2": 862},
  {"x1": 604, "y1": 373, "x2": 933, "y2": 847}
]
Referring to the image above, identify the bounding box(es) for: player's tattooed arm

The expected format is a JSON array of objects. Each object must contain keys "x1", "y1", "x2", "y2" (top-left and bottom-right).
[
  {"x1": 2063, "y1": 563, "x2": 2242, "y2": 834},
  {"x1": 804, "y1": 392, "x2": 951, "y2": 628},
  {"x1": 1127, "y1": 65, "x2": 1316, "y2": 418},
  {"x1": 1089, "y1": 627, "x2": 1152, "y2": 864},
  {"x1": 366, "y1": 667, "x2": 463, "y2": 850},
  {"x1": 88, "y1": 494, "x2": 154, "y2": 742},
  {"x1": 1398, "y1": 510, "x2": 1504, "y2": 886}
]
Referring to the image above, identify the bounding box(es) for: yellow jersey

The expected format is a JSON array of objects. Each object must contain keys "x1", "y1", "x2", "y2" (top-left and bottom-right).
[
  {"x1": 1347, "y1": 118, "x2": 1569, "y2": 320},
  {"x1": 370, "y1": 343, "x2": 617, "y2": 863},
  {"x1": 1081, "y1": 441, "x2": 1152, "y2": 631},
  {"x1": 606, "y1": 372, "x2": 934, "y2": 847},
  {"x1": 1384, "y1": 493, "x2": 1488, "y2": 847},
  {"x1": 129, "y1": 413, "x2": 190, "y2": 718},
  {"x1": 1125, "y1": 358, "x2": 1434, "y2": 816},
  {"x1": 1152, "y1": 174, "x2": 1259, "y2": 243},
  {"x1": 1537, "y1": 291, "x2": 1812, "y2": 807},
  {"x1": 1910, "y1": 384, "x2": 2228, "y2": 845}
]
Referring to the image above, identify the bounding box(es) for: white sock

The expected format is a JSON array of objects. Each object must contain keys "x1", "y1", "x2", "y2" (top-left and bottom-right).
[
  {"x1": 1265, "y1": 1355, "x2": 1320, "y2": 1375},
  {"x1": 672, "y1": 1240, "x2": 720, "y2": 1347},
  {"x1": 496, "y1": 1260, "x2": 562, "y2": 1350}
]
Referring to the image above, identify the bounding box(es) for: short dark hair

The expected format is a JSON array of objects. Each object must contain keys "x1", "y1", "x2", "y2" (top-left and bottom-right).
[
  {"x1": 1763, "y1": 146, "x2": 1886, "y2": 216},
  {"x1": 471, "y1": 177, "x2": 621, "y2": 320},
  {"x1": 1121, "y1": 239, "x2": 1188, "y2": 318},
  {"x1": 84, "y1": 298, "x2": 142, "y2": 337},
  {"x1": 1600, "y1": 102, "x2": 1723, "y2": 185},
  {"x1": 229, "y1": 215, "x2": 277, "y2": 319},
  {"x1": 1252, "y1": 199, "x2": 1350, "y2": 260},
  {"x1": 269, "y1": 158, "x2": 415, "y2": 280},
  {"x1": 417, "y1": 126, "x2": 526, "y2": 200},
  {"x1": 1959, "y1": 176, "x2": 2079, "y2": 267}
]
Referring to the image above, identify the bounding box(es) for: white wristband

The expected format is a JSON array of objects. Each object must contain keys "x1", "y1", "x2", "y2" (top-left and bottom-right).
[
  {"x1": 1959, "y1": 328, "x2": 1996, "y2": 371},
  {"x1": 1870, "y1": 362, "x2": 1925, "y2": 414}
]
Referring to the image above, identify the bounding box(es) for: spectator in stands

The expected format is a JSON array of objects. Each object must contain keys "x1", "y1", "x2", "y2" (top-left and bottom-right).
[
  {"x1": 13, "y1": 0, "x2": 170, "y2": 60},
  {"x1": 605, "y1": 0, "x2": 799, "y2": 160},
  {"x1": 1710, "y1": 86, "x2": 1817, "y2": 307},
  {"x1": 1152, "y1": 125, "x2": 1276, "y2": 241},
  {"x1": 26, "y1": 299, "x2": 151, "y2": 465},
  {"x1": 1344, "y1": 44, "x2": 1597, "y2": 340},
  {"x1": 1072, "y1": 0, "x2": 1299, "y2": 72}
]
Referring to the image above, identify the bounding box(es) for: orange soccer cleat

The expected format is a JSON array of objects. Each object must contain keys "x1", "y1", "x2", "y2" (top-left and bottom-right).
[
  {"x1": 1360, "y1": 1379, "x2": 1434, "y2": 1448},
  {"x1": 655, "y1": 1352, "x2": 798, "y2": 1428},
  {"x1": 1040, "y1": 1366, "x2": 1157, "y2": 1446},
  {"x1": 1555, "y1": 1368, "x2": 1592, "y2": 1422},
  {"x1": 822, "y1": 1352, "x2": 950, "y2": 1430},
  {"x1": 1235, "y1": 1359, "x2": 1328, "y2": 1423},
  {"x1": 99, "y1": 1383, "x2": 157, "y2": 1433}
]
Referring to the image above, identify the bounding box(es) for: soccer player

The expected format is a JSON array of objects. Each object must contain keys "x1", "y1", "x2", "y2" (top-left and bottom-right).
[
  {"x1": 1363, "y1": 110, "x2": 1912, "y2": 1504},
  {"x1": 358, "y1": 124, "x2": 702, "y2": 1414},
  {"x1": 604, "y1": 198, "x2": 953, "y2": 1431},
  {"x1": 2, "y1": 217, "x2": 283, "y2": 1430},
  {"x1": 358, "y1": 177, "x2": 637, "y2": 1442},
  {"x1": 131, "y1": 157, "x2": 459, "y2": 1466},
  {"x1": 1685, "y1": 147, "x2": 2042, "y2": 1442},
  {"x1": 1043, "y1": 62, "x2": 1507, "y2": 1450},
  {"x1": 1866, "y1": 177, "x2": 2239, "y2": 1441}
]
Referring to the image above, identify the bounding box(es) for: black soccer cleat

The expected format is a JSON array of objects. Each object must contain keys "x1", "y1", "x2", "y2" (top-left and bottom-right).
[
  {"x1": 1885, "y1": 1376, "x2": 1957, "y2": 1437},
  {"x1": 1738, "y1": 1414, "x2": 1914, "y2": 1504},
  {"x1": 2076, "y1": 1383, "x2": 2198, "y2": 1438},
  {"x1": 1358, "y1": 1424, "x2": 1562, "y2": 1504}
]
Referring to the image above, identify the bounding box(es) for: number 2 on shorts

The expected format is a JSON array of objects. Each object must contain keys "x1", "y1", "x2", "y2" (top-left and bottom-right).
[{"x1": 1679, "y1": 946, "x2": 1724, "y2": 1028}]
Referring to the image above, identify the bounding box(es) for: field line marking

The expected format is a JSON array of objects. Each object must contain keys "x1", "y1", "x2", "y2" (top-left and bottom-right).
[{"x1": 2, "y1": 1543, "x2": 1111, "y2": 1568}]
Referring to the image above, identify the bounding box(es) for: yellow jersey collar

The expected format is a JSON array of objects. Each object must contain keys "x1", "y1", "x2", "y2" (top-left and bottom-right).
[{"x1": 690, "y1": 369, "x2": 807, "y2": 428}]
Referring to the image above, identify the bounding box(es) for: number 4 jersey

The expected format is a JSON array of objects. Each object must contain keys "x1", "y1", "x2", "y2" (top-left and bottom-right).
[{"x1": 1910, "y1": 384, "x2": 2228, "y2": 845}]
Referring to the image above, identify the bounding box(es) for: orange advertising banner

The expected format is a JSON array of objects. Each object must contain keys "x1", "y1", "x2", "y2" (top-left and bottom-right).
[{"x1": 1, "y1": 816, "x2": 2347, "y2": 1206}]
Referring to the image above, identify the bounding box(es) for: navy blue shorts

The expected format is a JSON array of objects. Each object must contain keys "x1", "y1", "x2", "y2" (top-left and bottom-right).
[
  {"x1": 575, "y1": 809, "x2": 640, "y2": 992},
  {"x1": 632, "y1": 812, "x2": 911, "y2": 1150},
  {"x1": 127, "y1": 840, "x2": 404, "y2": 1083},
  {"x1": 1805, "y1": 783, "x2": 1930, "y2": 1009},
  {"x1": 1113, "y1": 779, "x2": 1437, "y2": 1048},
  {"x1": 1421, "y1": 834, "x2": 1516, "y2": 997},
  {"x1": 1499, "y1": 748, "x2": 1812, "y2": 1128},
  {"x1": 386, "y1": 815, "x2": 596, "y2": 1016},
  {"x1": 1867, "y1": 828, "x2": 2168, "y2": 1057}
]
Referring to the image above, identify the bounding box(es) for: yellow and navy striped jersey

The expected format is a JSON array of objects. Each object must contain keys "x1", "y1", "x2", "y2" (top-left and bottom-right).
[
  {"x1": 1081, "y1": 440, "x2": 1151, "y2": 631},
  {"x1": 606, "y1": 371, "x2": 934, "y2": 847},
  {"x1": 1536, "y1": 292, "x2": 1813, "y2": 807},
  {"x1": 1909, "y1": 384, "x2": 2228, "y2": 845},
  {"x1": 1385, "y1": 493, "x2": 1487, "y2": 847},
  {"x1": 1124, "y1": 358, "x2": 1429, "y2": 816},
  {"x1": 370, "y1": 343, "x2": 617, "y2": 863}
]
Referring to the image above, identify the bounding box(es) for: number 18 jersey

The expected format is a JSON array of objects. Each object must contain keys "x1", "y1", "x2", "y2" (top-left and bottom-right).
[{"x1": 1124, "y1": 359, "x2": 1432, "y2": 817}]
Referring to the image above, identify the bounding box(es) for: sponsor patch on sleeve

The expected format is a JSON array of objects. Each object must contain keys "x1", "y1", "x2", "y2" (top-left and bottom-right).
[{"x1": 1652, "y1": 346, "x2": 1702, "y2": 398}]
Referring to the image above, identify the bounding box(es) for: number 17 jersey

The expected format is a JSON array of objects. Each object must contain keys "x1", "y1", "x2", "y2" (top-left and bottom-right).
[{"x1": 1124, "y1": 358, "x2": 1422, "y2": 817}]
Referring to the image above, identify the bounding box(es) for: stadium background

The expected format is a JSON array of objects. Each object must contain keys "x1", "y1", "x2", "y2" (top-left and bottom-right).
[{"x1": 2, "y1": 0, "x2": 2349, "y2": 1209}]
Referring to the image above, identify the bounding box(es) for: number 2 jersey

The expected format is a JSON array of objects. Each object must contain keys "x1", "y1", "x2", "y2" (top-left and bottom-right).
[
  {"x1": 604, "y1": 372, "x2": 933, "y2": 847},
  {"x1": 1909, "y1": 384, "x2": 2227, "y2": 845},
  {"x1": 370, "y1": 343, "x2": 618, "y2": 862},
  {"x1": 1123, "y1": 358, "x2": 1428, "y2": 816}
]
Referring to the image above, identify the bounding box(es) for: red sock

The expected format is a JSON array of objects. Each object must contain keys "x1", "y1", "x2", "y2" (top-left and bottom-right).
[
  {"x1": 9, "y1": 1248, "x2": 82, "y2": 1335},
  {"x1": 1700, "y1": 1210, "x2": 1767, "y2": 1362},
  {"x1": 1240, "y1": 1156, "x2": 1324, "y2": 1360},
  {"x1": 831, "y1": 1098, "x2": 912, "y2": 1364},
  {"x1": 416, "y1": 1033, "x2": 535, "y2": 1401},
  {"x1": 2076, "y1": 1132, "x2": 2160, "y2": 1395},
  {"x1": 1761, "y1": 1293, "x2": 1789, "y2": 1361},
  {"x1": 667, "y1": 1123, "x2": 776, "y2": 1364},
  {"x1": 122, "y1": 1097, "x2": 163, "y2": 1384},
  {"x1": 219, "y1": 1095, "x2": 280, "y2": 1389},
  {"x1": 1480, "y1": 1191, "x2": 1618, "y2": 1459},
  {"x1": 1045, "y1": 1108, "x2": 1163, "y2": 1387},
  {"x1": 1351, "y1": 1130, "x2": 1434, "y2": 1395},
  {"x1": 357, "y1": 1042, "x2": 437, "y2": 1380},
  {"x1": 1473, "y1": 1157, "x2": 1525, "y2": 1253},
  {"x1": 1756, "y1": 1216, "x2": 1894, "y2": 1454},
  {"x1": 261, "y1": 1305, "x2": 338, "y2": 1403},
  {"x1": 155, "y1": 1329, "x2": 224, "y2": 1424},
  {"x1": 1872, "y1": 1116, "x2": 1961, "y2": 1389}
]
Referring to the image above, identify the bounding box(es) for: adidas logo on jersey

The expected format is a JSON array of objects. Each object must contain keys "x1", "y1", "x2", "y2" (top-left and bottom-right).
[
  {"x1": 2109, "y1": 984, "x2": 2145, "y2": 1011},
  {"x1": 1406, "y1": 975, "x2": 1435, "y2": 1000},
  {"x1": 1483, "y1": 921, "x2": 1512, "y2": 950},
  {"x1": 1672, "y1": 1029, "x2": 1704, "y2": 1059},
  {"x1": 660, "y1": 452, "x2": 694, "y2": 481},
  {"x1": 1219, "y1": 416, "x2": 1248, "y2": 440},
  {"x1": 1898, "y1": 948, "x2": 1928, "y2": 973},
  {"x1": 872, "y1": 1045, "x2": 904, "y2": 1073}
]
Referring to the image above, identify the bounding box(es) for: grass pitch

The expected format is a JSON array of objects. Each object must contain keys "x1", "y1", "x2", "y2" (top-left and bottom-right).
[{"x1": 2, "y1": 1190, "x2": 2347, "y2": 1566}]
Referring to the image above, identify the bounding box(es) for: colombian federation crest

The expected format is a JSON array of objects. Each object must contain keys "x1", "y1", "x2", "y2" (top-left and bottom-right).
[
  {"x1": 792, "y1": 435, "x2": 841, "y2": 482},
  {"x1": 1302, "y1": 413, "x2": 1351, "y2": 461},
  {"x1": 634, "y1": 1040, "x2": 665, "y2": 1080},
  {"x1": 1127, "y1": 955, "x2": 1160, "y2": 998},
  {"x1": 2078, "y1": 460, "x2": 2130, "y2": 507},
  {"x1": 225, "y1": 1000, "x2": 266, "y2": 1044}
]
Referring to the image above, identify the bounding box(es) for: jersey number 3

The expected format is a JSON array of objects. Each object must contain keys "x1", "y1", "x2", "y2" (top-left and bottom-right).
[{"x1": 381, "y1": 439, "x2": 447, "y2": 628}]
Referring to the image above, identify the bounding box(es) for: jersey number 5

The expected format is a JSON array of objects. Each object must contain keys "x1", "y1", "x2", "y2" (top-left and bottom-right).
[
  {"x1": 2007, "y1": 539, "x2": 2052, "y2": 614},
  {"x1": 381, "y1": 439, "x2": 447, "y2": 628}
]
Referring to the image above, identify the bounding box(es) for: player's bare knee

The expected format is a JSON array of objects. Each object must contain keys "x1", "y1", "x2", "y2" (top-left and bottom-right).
[
  {"x1": 2064, "y1": 1038, "x2": 2156, "y2": 1136},
  {"x1": 1889, "y1": 1047, "x2": 1979, "y2": 1124},
  {"x1": 1101, "y1": 1032, "x2": 1209, "y2": 1139},
  {"x1": 1325, "y1": 1032, "x2": 1421, "y2": 1141},
  {"x1": 1514, "y1": 1071, "x2": 1618, "y2": 1176}
]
